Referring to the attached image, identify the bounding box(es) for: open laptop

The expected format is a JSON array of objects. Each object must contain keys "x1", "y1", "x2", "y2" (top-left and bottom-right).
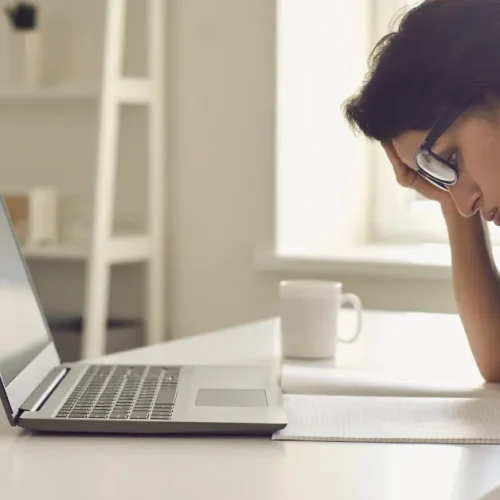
[{"x1": 0, "y1": 197, "x2": 287, "y2": 435}]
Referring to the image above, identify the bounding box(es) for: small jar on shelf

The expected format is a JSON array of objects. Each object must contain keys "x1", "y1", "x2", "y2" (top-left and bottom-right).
[{"x1": 4, "y1": 1, "x2": 42, "y2": 88}]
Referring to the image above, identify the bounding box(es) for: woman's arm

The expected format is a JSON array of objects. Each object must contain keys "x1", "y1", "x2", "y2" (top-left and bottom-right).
[
  {"x1": 382, "y1": 141, "x2": 500, "y2": 381},
  {"x1": 443, "y1": 202, "x2": 500, "y2": 381}
]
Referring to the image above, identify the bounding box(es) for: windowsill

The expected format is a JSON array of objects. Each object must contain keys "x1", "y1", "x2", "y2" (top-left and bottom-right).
[{"x1": 256, "y1": 243, "x2": 500, "y2": 281}]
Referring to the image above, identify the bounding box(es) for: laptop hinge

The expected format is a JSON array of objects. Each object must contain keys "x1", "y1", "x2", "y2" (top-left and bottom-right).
[{"x1": 19, "y1": 366, "x2": 68, "y2": 412}]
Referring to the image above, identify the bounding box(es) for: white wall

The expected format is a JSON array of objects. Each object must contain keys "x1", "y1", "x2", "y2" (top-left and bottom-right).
[
  {"x1": 165, "y1": 0, "x2": 278, "y2": 337},
  {"x1": 7, "y1": 0, "x2": 457, "y2": 342}
]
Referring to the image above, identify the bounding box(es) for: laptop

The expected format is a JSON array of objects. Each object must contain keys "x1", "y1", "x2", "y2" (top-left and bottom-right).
[{"x1": 0, "y1": 197, "x2": 287, "y2": 435}]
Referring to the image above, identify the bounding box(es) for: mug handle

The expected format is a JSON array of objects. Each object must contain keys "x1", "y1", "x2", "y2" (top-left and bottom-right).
[{"x1": 338, "y1": 293, "x2": 363, "y2": 343}]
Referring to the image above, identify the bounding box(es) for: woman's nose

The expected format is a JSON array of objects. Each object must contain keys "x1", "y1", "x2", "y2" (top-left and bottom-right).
[{"x1": 447, "y1": 184, "x2": 480, "y2": 217}]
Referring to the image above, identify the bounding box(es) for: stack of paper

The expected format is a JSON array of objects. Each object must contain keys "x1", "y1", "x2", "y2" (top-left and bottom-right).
[
  {"x1": 273, "y1": 394, "x2": 500, "y2": 444},
  {"x1": 280, "y1": 363, "x2": 500, "y2": 398}
]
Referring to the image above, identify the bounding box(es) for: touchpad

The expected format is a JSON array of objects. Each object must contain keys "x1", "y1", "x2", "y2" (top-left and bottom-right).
[{"x1": 195, "y1": 389, "x2": 268, "y2": 407}]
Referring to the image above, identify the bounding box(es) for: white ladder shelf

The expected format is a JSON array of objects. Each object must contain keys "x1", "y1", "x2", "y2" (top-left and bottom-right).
[{"x1": 81, "y1": 0, "x2": 166, "y2": 358}]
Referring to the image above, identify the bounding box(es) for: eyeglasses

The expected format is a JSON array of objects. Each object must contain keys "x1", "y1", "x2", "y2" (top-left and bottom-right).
[{"x1": 414, "y1": 106, "x2": 464, "y2": 191}]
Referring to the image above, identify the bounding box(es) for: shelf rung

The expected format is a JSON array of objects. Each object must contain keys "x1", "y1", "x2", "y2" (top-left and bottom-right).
[
  {"x1": 22, "y1": 235, "x2": 151, "y2": 263},
  {"x1": 117, "y1": 78, "x2": 151, "y2": 104},
  {"x1": 107, "y1": 235, "x2": 151, "y2": 263},
  {"x1": 0, "y1": 85, "x2": 99, "y2": 101},
  {"x1": 22, "y1": 244, "x2": 88, "y2": 260}
]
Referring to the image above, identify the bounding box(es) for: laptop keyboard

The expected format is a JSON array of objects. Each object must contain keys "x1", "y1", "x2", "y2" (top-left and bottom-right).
[{"x1": 56, "y1": 365, "x2": 180, "y2": 420}]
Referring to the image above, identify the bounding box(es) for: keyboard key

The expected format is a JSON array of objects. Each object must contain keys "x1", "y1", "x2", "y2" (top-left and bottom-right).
[
  {"x1": 152, "y1": 408, "x2": 173, "y2": 414},
  {"x1": 130, "y1": 367, "x2": 145, "y2": 374},
  {"x1": 150, "y1": 414, "x2": 172, "y2": 420},
  {"x1": 130, "y1": 412, "x2": 149, "y2": 419},
  {"x1": 154, "y1": 404, "x2": 174, "y2": 410},
  {"x1": 155, "y1": 389, "x2": 176, "y2": 405},
  {"x1": 152, "y1": 409, "x2": 173, "y2": 415}
]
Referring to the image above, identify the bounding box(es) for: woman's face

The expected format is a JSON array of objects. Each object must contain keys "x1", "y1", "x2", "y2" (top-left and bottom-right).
[{"x1": 393, "y1": 107, "x2": 500, "y2": 223}]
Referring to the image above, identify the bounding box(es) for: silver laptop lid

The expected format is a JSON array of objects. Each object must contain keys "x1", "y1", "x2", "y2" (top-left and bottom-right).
[{"x1": 0, "y1": 196, "x2": 60, "y2": 425}]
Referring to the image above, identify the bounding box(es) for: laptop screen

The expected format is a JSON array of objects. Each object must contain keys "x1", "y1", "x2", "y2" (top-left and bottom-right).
[{"x1": 0, "y1": 200, "x2": 52, "y2": 387}]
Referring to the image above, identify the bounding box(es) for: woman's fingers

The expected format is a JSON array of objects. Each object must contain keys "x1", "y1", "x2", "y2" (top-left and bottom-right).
[
  {"x1": 381, "y1": 142, "x2": 450, "y2": 203},
  {"x1": 382, "y1": 142, "x2": 418, "y2": 188}
]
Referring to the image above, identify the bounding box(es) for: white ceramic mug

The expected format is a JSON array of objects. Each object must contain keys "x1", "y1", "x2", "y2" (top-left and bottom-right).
[{"x1": 279, "y1": 280, "x2": 363, "y2": 360}]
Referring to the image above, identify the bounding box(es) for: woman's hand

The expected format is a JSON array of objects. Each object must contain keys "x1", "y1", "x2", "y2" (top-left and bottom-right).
[{"x1": 382, "y1": 142, "x2": 452, "y2": 207}]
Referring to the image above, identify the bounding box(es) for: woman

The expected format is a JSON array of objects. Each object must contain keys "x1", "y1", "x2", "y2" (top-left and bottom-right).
[{"x1": 344, "y1": 0, "x2": 500, "y2": 382}]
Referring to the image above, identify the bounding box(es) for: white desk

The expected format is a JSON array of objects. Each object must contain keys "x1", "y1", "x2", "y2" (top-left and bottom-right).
[{"x1": 2, "y1": 310, "x2": 500, "y2": 500}]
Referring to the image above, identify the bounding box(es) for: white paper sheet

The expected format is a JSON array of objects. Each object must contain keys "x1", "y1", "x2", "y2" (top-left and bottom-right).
[
  {"x1": 280, "y1": 363, "x2": 500, "y2": 398},
  {"x1": 272, "y1": 394, "x2": 500, "y2": 443}
]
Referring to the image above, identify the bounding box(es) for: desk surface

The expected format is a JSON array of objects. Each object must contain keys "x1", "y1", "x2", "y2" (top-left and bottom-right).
[{"x1": 1, "y1": 310, "x2": 500, "y2": 500}]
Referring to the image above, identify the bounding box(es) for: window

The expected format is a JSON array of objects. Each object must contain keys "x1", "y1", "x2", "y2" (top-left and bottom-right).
[{"x1": 276, "y1": 0, "x2": 373, "y2": 256}]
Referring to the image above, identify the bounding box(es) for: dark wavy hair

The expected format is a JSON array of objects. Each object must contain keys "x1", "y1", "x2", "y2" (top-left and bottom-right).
[{"x1": 343, "y1": 0, "x2": 500, "y2": 142}]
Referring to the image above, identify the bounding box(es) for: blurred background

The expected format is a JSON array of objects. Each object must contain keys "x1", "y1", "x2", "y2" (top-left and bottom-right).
[{"x1": 0, "y1": 0, "x2": 489, "y2": 361}]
